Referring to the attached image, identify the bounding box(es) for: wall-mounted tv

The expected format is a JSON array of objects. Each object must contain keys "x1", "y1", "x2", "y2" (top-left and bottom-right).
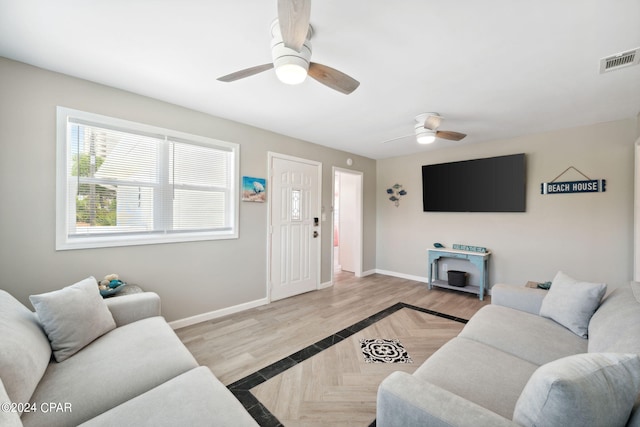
[{"x1": 422, "y1": 153, "x2": 526, "y2": 212}]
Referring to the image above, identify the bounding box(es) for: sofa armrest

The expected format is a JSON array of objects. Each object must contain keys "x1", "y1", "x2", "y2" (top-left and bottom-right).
[
  {"x1": 104, "y1": 292, "x2": 161, "y2": 327},
  {"x1": 491, "y1": 284, "x2": 547, "y2": 315},
  {"x1": 0, "y1": 378, "x2": 22, "y2": 427},
  {"x1": 377, "y1": 372, "x2": 515, "y2": 427}
]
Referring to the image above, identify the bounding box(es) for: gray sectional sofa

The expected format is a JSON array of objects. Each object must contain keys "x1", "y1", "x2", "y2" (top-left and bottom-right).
[
  {"x1": 377, "y1": 276, "x2": 640, "y2": 427},
  {"x1": 0, "y1": 279, "x2": 257, "y2": 427}
]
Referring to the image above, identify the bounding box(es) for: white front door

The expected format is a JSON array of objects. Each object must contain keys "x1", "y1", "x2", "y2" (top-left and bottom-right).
[{"x1": 269, "y1": 154, "x2": 321, "y2": 301}]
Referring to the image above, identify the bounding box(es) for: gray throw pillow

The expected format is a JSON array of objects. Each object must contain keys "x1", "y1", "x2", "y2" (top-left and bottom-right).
[
  {"x1": 29, "y1": 277, "x2": 116, "y2": 362},
  {"x1": 539, "y1": 271, "x2": 606, "y2": 338},
  {"x1": 513, "y1": 353, "x2": 640, "y2": 427}
]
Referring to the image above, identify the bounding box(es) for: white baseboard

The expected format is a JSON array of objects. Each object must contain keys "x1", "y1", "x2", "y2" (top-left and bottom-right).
[
  {"x1": 171, "y1": 279, "x2": 335, "y2": 330},
  {"x1": 360, "y1": 269, "x2": 377, "y2": 277},
  {"x1": 319, "y1": 280, "x2": 333, "y2": 289},
  {"x1": 169, "y1": 297, "x2": 269, "y2": 330},
  {"x1": 168, "y1": 269, "x2": 492, "y2": 330},
  {"x1": 374, "y1": 269, "x2": 428, "y2": 283}
]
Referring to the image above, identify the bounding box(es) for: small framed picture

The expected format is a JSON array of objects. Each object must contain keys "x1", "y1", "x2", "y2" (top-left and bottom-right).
[{"x1": 242, "y1": 176, "x2": 267, "y2": 202}]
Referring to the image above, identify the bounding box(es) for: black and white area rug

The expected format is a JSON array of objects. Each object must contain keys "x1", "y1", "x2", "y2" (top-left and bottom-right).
[{"x1": 360, "y1": 338, "x2": 413, "y2": 363}]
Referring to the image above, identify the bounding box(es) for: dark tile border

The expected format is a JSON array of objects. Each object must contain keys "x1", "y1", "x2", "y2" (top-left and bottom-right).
[{"x1": 227, "y1": 303, "x2": 468, "y2": 427}]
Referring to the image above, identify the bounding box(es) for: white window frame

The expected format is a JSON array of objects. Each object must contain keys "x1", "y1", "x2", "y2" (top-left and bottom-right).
[{"x1": 56, "y1": 107, "x2": 239, "y2": 250}]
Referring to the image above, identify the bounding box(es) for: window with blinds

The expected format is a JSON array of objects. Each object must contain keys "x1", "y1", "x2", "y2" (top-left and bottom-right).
[{"x1": 56, "y1": 107, "x2": 239, "y2": 250}]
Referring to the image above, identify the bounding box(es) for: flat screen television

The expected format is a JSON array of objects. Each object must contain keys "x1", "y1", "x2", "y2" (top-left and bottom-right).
[{"x1": 422, "y1": 153, "x2": 526, "y2": 212}]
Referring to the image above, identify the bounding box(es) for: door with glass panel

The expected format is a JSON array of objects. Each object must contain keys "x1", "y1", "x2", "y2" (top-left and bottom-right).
[{"x1": 269, "y1": 153, "x2": 321, "y2": 301}]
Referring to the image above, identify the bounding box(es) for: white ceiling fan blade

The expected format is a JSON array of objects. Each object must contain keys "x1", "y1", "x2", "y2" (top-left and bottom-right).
[
  {"x1": 381, "y1": 134, "x2": 413, "y2": 144},
  {"x1": 217, "y1": 63, "x2": 274, "y2": 82},
  {"x1": 278, "y1": 0, "x2": 311, "y2": 51},
  {"x1": 424, "y1": 114, "x2": 442, "y2": 130}
]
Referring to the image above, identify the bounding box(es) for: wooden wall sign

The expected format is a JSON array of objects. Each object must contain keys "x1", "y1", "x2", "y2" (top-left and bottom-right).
[{"x1": 540, "y1": 166, "x2": 606, "y2": 195}]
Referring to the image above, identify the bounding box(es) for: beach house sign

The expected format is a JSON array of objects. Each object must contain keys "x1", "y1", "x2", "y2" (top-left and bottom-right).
[
  {"x1": 540, "y1": 166, "x2": 606, "y2": 195},
  {"x1": 541, "y1": 179, "x2": 606, "y2": 194}
]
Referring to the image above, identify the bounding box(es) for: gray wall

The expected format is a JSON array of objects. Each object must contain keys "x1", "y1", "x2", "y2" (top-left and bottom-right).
[
  {"x1": 0, "y1": 57, "x2": 377, "y2": 322},
  {"x1": 2, "y1": 55, "x2": 637, "y2": 323},
  {"x1": 376, "y1": 117, "x2": 638, "y2": 289}
]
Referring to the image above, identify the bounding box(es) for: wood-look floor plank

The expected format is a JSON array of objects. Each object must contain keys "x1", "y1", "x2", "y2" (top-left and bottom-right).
[
  {"x1": 250, "y1": 307, "x2": 467, "y2": 425},
  {"x1": 176, "y1": 272, "x2": 490, "y2": 387}
]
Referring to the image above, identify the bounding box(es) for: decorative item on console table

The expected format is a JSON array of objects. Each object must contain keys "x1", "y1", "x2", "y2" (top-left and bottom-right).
[
  {"x1": 452, "y1": 243, "x2": 487, "y2": 253},
  {"x1": 447, "y1": 270, "x2": 468, "y2": 287}
]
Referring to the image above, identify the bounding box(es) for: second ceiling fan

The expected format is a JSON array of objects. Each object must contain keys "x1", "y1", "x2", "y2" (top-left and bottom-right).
[
  {"x1": 217, "y1": 0, "x2": 360, "y2": 95},
  {"x1": 382, "y1": 113, "x2": 467, "y2": 145}
]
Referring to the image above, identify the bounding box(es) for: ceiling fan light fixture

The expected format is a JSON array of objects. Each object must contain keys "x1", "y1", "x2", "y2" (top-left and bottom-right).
[
  {"x1": 271, "y1": 18, "x2": 312, "y2": 85},
  {"x1": 417, "y1": 133, "x2": 436, "y2": 144},
  {"x1": 415, "y1": 123, "x2": 436, "y2": 144},
  {"x1": 274, "y1": 57, "x2": 308, "y2": 85}
]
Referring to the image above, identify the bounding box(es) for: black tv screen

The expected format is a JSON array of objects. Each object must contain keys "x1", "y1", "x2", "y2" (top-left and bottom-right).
[{"x1": 422, "y1": 153, "x2": 526, "y2": 212}]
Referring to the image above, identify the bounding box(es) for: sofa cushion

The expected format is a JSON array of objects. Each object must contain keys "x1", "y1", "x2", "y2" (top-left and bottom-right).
[
  {"x1": 79, "y1": 367, "x2": 258, "y2": 427},
  {"x1": 0, "y1": 378, "x2": 23, "y2": 427},
  {"x1": 539, "y1": 271, "x2": 606, "y2": 338},
  {"x1": 29, "y1": 277, "x2": 116, "y2": 362},
  {"x1": 21, "y1": 316, "x2": 199, "y2": 427},
  {"x1": 414, "y1": 337, "x2": 538, "y2": 419},
  {"x1": 589, "y1": 283, "x2": 640, "y2": 354},
  {"x1": 0, "y1": 290, "x2": 52, "y2": 411},
  {"x1": 513, "y1": 353, "x2": 640, "y2": 427},
  {"x1": 490, "y1": 284, "x2": 548, "y2": 315},
  {"x1": 459, "y1": 305, "x2": 587, "y2": 366},
  {"x1": 377, "y1": 371, "x2": 516, "y2": 427}
]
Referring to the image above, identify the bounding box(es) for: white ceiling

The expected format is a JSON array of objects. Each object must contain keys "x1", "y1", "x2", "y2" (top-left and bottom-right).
[{"x1": 1, "y1": 0, "x2": 639, "y2": 159}]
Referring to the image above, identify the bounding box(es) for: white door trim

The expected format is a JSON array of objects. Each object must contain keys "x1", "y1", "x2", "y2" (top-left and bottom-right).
[
  {"x1": 634, "y1": 138, "x2": 640, "y2": 281},
  {"x1": 332, "y1": 167, "x2": 364, "y2": 282},
  {"x1": 267, "y1": 152, "x2": 322, "y2": 302}
]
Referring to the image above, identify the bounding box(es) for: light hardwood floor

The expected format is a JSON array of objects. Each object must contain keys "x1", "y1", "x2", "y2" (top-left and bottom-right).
[
  {"x1": 251, "y1": 306, "x2": 467, "y2": 426},
  {"x1": 176, "y1": 272, "x2": 490, "y2": 386}
]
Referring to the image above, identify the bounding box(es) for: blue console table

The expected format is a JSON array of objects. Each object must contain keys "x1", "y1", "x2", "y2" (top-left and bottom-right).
[{"x1": 427, "y1": 248, "x2": 491, "y2": 300}]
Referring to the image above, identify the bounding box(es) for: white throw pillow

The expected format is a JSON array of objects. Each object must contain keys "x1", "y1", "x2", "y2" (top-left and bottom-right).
[
  {"x1": 29, "y1": 277, "x2": 116, "y2": 362},
  {"x1": 539, "y1": 271, "x2": 606, "y2": 338},
  {"x1": 513, "y1": 353, "x2": 640, "y2": 427}
]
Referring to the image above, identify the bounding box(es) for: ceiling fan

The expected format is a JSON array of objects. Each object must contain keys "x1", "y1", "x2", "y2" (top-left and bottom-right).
[
  {"x1": 382, "y1": 113, "x2": 467, "y2": 145},
  {"x1": 216, "y1": 0, "x2": 360, "y2": 95}
]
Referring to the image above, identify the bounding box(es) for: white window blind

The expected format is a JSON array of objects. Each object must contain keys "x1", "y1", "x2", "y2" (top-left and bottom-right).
[{"x1": 56, "y1": 107, "x2": 239, "y2": 250}]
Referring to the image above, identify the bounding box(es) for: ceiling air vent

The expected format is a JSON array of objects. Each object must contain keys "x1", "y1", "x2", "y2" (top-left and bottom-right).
[{"x1": 600, "y1": 48, "x2": 640, "y2": 73}]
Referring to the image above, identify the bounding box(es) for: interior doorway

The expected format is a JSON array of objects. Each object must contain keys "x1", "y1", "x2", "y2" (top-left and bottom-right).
[{"x1": 332, "y1": 168, "x2": 363, "y2": 280}]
